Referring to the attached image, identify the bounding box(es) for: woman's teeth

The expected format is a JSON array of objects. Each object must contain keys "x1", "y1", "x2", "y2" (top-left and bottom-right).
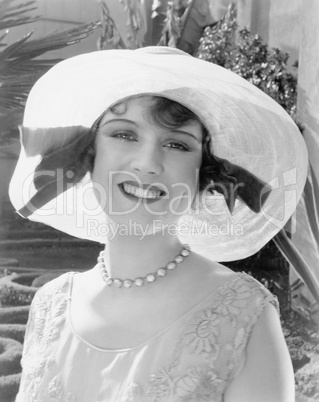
[{"x1": 123, "y1": 183, "x2": 162, "y2": 199}]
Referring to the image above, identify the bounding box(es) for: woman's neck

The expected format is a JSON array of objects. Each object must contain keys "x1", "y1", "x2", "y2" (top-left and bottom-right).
[{"x1": 102, "y1": 229, "x2": 183, "y2": 280}]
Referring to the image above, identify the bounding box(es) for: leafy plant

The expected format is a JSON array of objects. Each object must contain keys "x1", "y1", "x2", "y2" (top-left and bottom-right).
[
  {"x1": 0, "y1": 305, "x2": 30, "y2": 325},
  {"x1": 0, "y1": 337, "x2": 22, "y2": 401},
  {"x1": 157, "y1": 0, "x2": 215, "y2": 55},
  {"x1": 0, "y1": 285, "x2": 34, "y2": 307},
  {"x1": 0, "y1": 0, "x2": 99, "y2": 157},
  {"x1": 99, "y1": 0, "x2": 215, "y2": 54},
  {"x1": 0, "y1": 337, "x2": 22, "y2": 377},
  {"x1": 0, "y1": 324, "x2": 26, "y2": 344},
  {"x1": 98, "y1": 1, "x2": 125, "y2": 50},
  {"x1": 197, "y1": 3, "x2": 298, "y2": 120}
]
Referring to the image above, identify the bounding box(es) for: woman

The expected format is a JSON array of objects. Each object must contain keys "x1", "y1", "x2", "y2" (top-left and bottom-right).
[{"x1": 10, "y1": 47, "x2": 307, "y2": 401}]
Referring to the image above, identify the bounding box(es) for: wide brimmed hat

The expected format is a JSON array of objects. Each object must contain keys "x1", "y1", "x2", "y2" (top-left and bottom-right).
[{"x1": 9, "y1": 47, "x2": 308, "y2": 261}]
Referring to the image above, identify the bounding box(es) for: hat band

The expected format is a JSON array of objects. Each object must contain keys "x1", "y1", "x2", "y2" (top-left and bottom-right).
[{"x1": 200, "y1": 155, "x2": 272, "y2": 214}]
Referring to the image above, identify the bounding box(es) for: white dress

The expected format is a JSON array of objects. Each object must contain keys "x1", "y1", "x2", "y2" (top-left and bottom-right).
[{"x1": 16, "y1": 269, "x2": 278, "y2": 402}]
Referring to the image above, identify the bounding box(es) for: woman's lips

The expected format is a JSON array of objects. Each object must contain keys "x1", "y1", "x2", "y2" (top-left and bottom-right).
[{"x1": 118, "y1": 181, "x2": 166, "y2": 202}]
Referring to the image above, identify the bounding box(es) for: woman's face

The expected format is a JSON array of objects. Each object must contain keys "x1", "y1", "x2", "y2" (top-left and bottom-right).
[{"x1": 92, "y1": 97, "x2": 203, "y2": 233}]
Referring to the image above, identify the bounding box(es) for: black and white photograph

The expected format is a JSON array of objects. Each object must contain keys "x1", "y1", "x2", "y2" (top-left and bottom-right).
[{"x1": 0, "y1": 1, "x2": 318, "y2": 401}]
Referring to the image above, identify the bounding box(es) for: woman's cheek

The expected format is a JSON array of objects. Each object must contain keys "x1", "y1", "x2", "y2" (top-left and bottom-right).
[
  {"x1": 167, "y1": 175, "x2": 199, "y2": 216},
  {"x1": 91, "y1": 157, "x2": 111, "y2": 208}
]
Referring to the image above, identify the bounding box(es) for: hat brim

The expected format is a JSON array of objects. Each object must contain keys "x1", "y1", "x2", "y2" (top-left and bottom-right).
[{"x1": 9, "y1": 47, "x2": 308, "y2": 261}]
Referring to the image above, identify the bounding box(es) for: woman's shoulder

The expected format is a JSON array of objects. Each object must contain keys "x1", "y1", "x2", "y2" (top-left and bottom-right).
[
  {"x1": 183, "y1": 252, "x2": 238, "y2": 296},
  {"x1": 32, "y1": 271, "x2": 74, "y2": 308},
  {"x1": 185, "y1": 252, "x2": 279, "y2": 314}
]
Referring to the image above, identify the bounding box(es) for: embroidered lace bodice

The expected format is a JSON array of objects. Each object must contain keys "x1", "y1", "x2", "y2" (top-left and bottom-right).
[{"x1": 16, "y1": 270, "x2": 279, "y2": 402}]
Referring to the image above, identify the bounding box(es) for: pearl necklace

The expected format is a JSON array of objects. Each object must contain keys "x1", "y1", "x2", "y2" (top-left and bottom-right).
[{"x1": 97, "y1": 244, "x2": 191, "y2": 289}]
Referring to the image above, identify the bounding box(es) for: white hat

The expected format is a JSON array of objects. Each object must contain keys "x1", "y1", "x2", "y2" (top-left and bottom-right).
[{"x1": 9, "y1": 47, "x2": 308, "y2": 261}]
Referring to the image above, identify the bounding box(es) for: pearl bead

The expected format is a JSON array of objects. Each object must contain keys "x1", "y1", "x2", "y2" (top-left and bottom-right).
[
  {"x1": 146, "y1": 273, "x2": 156, "y2": 283},
  {"x1": 175, "y1": 255, "x2": 184, "y2": 263},
  {"x1": 113, "y1": 279, "x2": 123, "y2": 288},
  {"x1": 97, "y1": 264, "x2": 104, "y2": 272},
  {"x1": 123, "y1": 279, "x2": 133, "y2": 288},
  {"x1": 106, "y1": 278, "x2": 113, "y2": 286},
  {"x1": 181, "y1": 249, "x2": 190, "y2": 257},
  {"x1": 134, "y1": 278, "x2": 144, "y2": 287},
  {"x1": 97, "y1": 256, "x2": 104, "y2": 263},
  {"x1": 157, "y1": 268, "x2": 167, "y2": 277},
  {"x1": 102, "y1": 275, "x2": 112, "y2": 286},
  {"x1": 183, "y1": 244, "x2": 191, "y2": 250},
  {"x1": 167, "y1": 262, "x2": 176, "y2": 270}
]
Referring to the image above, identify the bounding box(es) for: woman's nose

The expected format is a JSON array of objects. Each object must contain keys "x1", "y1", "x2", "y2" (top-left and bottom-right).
[{"x1": 130, "y1": 145, "x2": 164, "y2": 175}]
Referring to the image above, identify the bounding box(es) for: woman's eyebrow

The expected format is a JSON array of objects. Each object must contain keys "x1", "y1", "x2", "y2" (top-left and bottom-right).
[
  {"x1": 171, "y1": 129, "x2": 202, "y2": 143},
  {"x1": 100, "y1": 118, "x2": 138, "y2": 128}
]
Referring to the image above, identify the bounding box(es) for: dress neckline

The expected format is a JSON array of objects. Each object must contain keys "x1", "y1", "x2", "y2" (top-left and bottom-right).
[{"x1": 65, "y1": 269, "x2": 247, "y2": 353}]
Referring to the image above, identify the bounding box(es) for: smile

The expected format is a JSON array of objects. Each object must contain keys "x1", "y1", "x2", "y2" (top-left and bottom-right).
[{"x1": 119, "y1": 181, "x2": 166, "y2": 201}]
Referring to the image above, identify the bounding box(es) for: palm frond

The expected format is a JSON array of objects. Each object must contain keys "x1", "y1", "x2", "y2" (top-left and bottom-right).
[
  {"x1": 0, "y1": 22, "x2": 99, "y2": 66},
  {"x1": 98, "y1": 1, "x2": 126, "y2": 49},
  {"x1": 0, "y1": 30, "x2": 9, "y2": 44},
  {"x1": 0, "y1": 109, "x2": 23, "y2": 158},
  {"x1": 10, "y1": 22, "x2": 100, "y2": 59},
  {"x1": 0, "y1": 57, "x2": 61, "y2": 77},
  {"x1": 0, "y1": 22, "x2": 100, "y2": 111},
  {"x1": 0, "y1": 0, "x2": 38, "y2": 31},
  {"x1": 0, "y1": 80, "x2": 37, "y2": 109},
  {"x1": 0, "y1": 31, "x2": 32, "y2": 65},
  {"x1": 0, "y1": 109, "x2": 23, "y2": 134},
  {"x1": 0, "y1": 2, "x2": 100, "y2": 156}
]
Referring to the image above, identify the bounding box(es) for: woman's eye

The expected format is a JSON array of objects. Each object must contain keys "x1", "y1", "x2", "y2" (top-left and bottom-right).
[
  {"x1": 112, "y1": 132, "x2": 136, "y2": 141},
  {"x1": 166, "y1": 142, "x2": 189, "y2": 152}
]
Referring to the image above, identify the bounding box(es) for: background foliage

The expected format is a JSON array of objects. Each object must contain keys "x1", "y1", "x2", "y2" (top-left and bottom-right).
[
  {"x1": 0, "y1": 0, "x2": 99, "y2": 157},
  {"x1": 197, "y1": 4, "x2": 299, "y2": 124}
]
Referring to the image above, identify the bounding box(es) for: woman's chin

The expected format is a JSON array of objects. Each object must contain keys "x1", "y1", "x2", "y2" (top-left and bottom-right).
[{"x1": 104, "y1": 210, "x2": 181, "y2": 239}]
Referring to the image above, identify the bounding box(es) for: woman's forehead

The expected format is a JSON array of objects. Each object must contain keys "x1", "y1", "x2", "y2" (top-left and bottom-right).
[
  {"x1": 109, "y1": 95, "x2": 156, "y2": 115},
  {"x1": 99, "y1": 96, "x2": 154, "y2": 126},
  {"x1": 101, "y1": 95, "x2": 198, "y2": 124}
]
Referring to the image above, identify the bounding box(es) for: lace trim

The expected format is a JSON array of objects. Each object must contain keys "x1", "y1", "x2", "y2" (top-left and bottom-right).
[
  {"x1": 17, "y1": 273, "x2": 76, "y2": 402},
  {"x1": 125, "y1": 274, "x2": 279, "y2": 402}
]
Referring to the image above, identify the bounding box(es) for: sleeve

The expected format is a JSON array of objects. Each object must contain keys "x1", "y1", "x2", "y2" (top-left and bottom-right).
[
  {"x1": 215, "y1": 273, "x2": 280, "y2": 385},
  {"x1": 15, "y1": 273, "x2": 70, "y2": 402},
  {"x1": 15, "y1": 285, "x2": 51, "y2": 401}
]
